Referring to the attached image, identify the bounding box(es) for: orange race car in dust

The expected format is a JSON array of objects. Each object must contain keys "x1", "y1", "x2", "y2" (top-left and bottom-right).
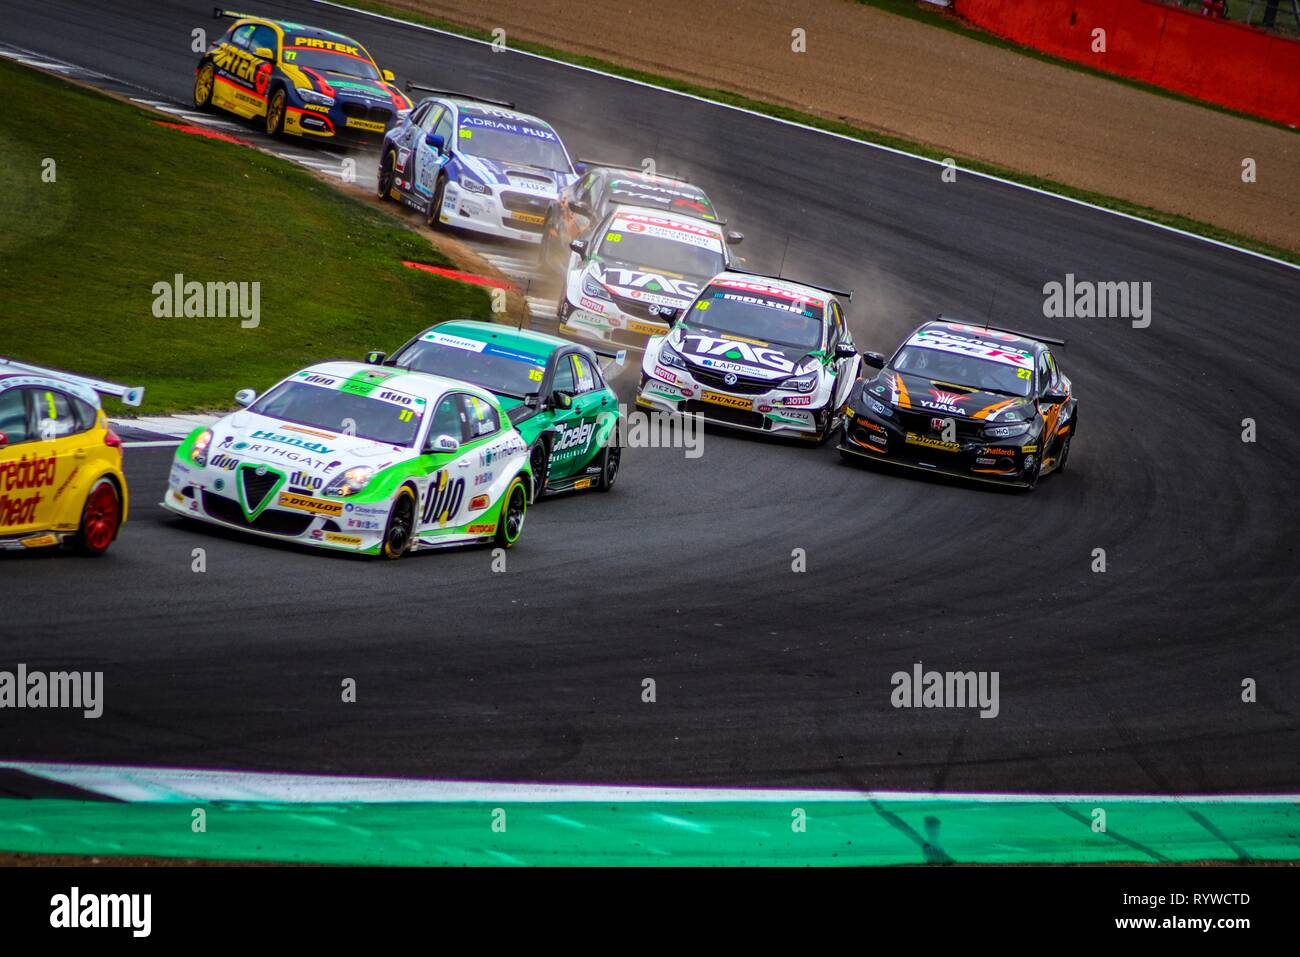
[{"x1": 193, "y1": 9, "x2": 411, "y2": 146}]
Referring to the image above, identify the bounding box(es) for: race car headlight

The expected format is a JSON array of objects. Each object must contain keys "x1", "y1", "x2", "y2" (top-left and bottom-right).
[
  {"x1": 190, "y1": 429, "x2": 213, "y2": 467},
  {"x1": 324, "y1": 466, "x2": 375, "y2": 497},
  {"x1": 582, "y1": 272, "x2": 612, "y2": 301},
  {"x1": 296, "y1": 88, "x2": 335, "y2": 107},
  {"x1": 984, "y1": 422, "x2": 1031, "y2": 439},
  {"x1": 459, "y1": 176, "x2": 491, "y2": 195},
  {"x1": 659, "y1": 341, "x2": 688, "y2": 371},
  {"x1": 779, "y1": 370, "x2": 818, "y2": 394}
]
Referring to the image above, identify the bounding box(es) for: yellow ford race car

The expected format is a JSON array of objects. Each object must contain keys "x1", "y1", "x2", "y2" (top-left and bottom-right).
[
  {"x1": 0, "y1": 358, "x2": 143, "y2": 556},
  {"x1": 193, "y1": 9, "x2": 411, "y2": 146}
]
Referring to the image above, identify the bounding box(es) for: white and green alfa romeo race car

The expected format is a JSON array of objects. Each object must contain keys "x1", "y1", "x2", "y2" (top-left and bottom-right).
[{"x1": 164, "y1": 361, "x2": 532, "y2": 558}]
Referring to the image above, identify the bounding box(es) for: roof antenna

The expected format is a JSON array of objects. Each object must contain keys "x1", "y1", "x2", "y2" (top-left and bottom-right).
[
  {"x1": 777, "y1": 235, "x2": 791, "y2": 280},
  {"x1": 984, "y1": 282, "x2": 998, "y2": 328}
]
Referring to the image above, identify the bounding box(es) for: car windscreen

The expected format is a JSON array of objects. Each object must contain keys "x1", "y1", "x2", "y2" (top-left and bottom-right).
[
  {"x1": 457, "y1": 116, "x2": 569, "y2": 172},
  {"x1": 607, "y1": 179, "x2": 716, "y2": 219},
  {"x1": 396, "y1": 333, "x2": 547, "y2": 399},
  {"x1": 892, "y1": 345, "x2": 1033, "y2": 397},
  {"x1": 597, "y1": 229, "x2": 725, "y2": 278},
  {"x1": 688, "y1": 285, "x2": 824, "y2": 350},
  {"x1": 283, "y1": 43, "x2": 380, "y2": 80},
  {"x1": 249, "y1": 381, "x2": 422, "y2": 446}
]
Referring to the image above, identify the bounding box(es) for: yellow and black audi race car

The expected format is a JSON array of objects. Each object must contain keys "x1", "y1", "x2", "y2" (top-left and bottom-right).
[
  {"x1": 838, "y1": 319, "x2": 1077, "y2": 490},
  {"x1": 193, "y1": 9, "x2": 411, "y2": 146}
]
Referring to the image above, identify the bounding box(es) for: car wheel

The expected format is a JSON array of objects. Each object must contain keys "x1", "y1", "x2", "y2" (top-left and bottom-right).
[
  {"x1": 494, "y1": 476, "x2": 528, "y2": 549},
  {"x1": 377, "y1": 148, "x2": 397, "y2": 201},
  {"x1": 380, "y1": 486, "x2": 417, "y2": 559},
  {"x1": 265, "y1": 88, "x2": 286, "y2": 137},
  {"x1": 529, "y1": 441, "x2": 550, "y2": 502},
  {"x1": 194, "y1": 63, "x2": 216, "y2": 111},
  {"x1": 596, "y1": 440, "x2": 620, "y2": 492},
  {"x1": 1055, "y1": 433, "x2": 1072, "y2": 474},
  {"x1": 74, "y1": 477, "x2": 120, "y2": 556},
  {"x1": 426, "y1": 174, "x2": 447, "y2": 229}
]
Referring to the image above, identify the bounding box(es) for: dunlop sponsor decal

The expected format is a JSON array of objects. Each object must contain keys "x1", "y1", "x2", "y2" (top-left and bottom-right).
[{"x1": 277, "y1": 492, "x2": 344, "y2": 516}]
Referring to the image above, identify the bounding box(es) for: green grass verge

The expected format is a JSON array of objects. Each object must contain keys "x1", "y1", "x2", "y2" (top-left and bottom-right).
[
  {"x1": 0, "y1": 59, "x2": 493, "y2": 414},
  {"x1": 344, "y1": 0, "x2": 1298, "y2": 265},
  {"x1": 856, "y1": 0, "x2": 1300, "y2": 132}
]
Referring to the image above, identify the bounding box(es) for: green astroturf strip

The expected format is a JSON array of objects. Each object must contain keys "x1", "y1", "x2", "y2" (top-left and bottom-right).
[{"x1": 1, "y1": 799, "x2": 1297, "y2": 865}]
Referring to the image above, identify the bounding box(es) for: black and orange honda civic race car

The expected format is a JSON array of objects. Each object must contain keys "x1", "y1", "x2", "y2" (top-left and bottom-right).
[
  {"x1": 838, "y1": 319, "x2": 1077, "y2": 489},
  {"x1": 193, "y1": 9, "x2": 411, "y2": 146}
]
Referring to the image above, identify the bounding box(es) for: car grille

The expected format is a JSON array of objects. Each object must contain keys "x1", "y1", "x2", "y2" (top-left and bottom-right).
[
  {"x1": 240, "y1": 466, "x2": 281, "y2": 512},
  {"x1": 340, "y1": 102, "x2": 394, "y2": 125},
  {"x1": 609, "y1": 292, "x2": 674, "y2": 323},
  {"x1": 683, "y1": 400, "x2": 766, "y2": 430},
  {"x1": 201, "y1": 491, "x2": 314, "y2": 536},
  {"x1": 689, "y1": 365, "x2": 775, "y2": 395},
  {"x1": 896, "y1": 409, "x2": 984, "y2": 440},
  {"x1": 500, "y1": 191, "x2": 550, "y2": 213}
]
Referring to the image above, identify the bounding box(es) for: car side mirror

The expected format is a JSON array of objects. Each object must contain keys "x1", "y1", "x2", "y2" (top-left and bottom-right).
[
  {"x1": 569, "y1": 239, "x2": 588, "y2": 257},
  {"x1": 382, "y1": 69, "x2": 396, "y2": 82},
  {"x1": 234, "y1": 388, "x2": 256, "y2": 407},
  {"x1": 835, "y1": 342, "x2": 857, "y2": 360},
  {"x1": 1040, "y1": 387, "x2": 1068, "y2": 405},
  {"x1": 365, "y1": 350, "x2": 387, "y2": 365},
  {"x1": 429, "y1": 434, "x2": 460, "y2": 453},
  {"x1": 550, "y1": 391, "x2": 572, "y2": 410},
  {"x1": 570, "y1": 201, "x2": 591, "y2": 218},
  {"x1": 725, "y1": 230, "x2": 744, "y2": 245},
  {"x1": 252, "y1": 46, "x2": 275, "y2": 60},
  {"x1": 861, "y1": 351, "x2": 886, "y2": 370},
  {"x1": 426, "y1": 132, "x2": 445, "y2": 152}
]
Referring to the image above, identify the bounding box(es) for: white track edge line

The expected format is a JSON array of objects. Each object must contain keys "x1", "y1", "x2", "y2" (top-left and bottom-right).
[{"x1": 308, "y1": 0, "x2": 1299, "y2": 274}]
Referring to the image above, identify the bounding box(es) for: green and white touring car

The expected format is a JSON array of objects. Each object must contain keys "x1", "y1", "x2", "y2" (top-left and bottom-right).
[
  {"x1": 163, "y1": 361, "x2": 532, "y2": 558},
  {"x1": 373, "y1": 320, "x2": 623, "y2": 499}
]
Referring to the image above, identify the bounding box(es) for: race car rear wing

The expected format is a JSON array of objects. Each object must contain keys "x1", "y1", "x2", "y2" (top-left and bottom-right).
[
  {"x1": 0, "y1": 357, "x2": 145, "y2": 407},
  {"x1": 730, "y1": 268, "x2": 854, "y2": 302},
  {"x1": 575, "y1": 159, "x2": 688, "y2": 182},
  {"x1": 939, "y1": 317, "x2": 1067, "y2": 347},
  {"x1": 589, "y1": 346, "x2": 627, "y2": 370},
  {"x1": 404, "y1": 83, "x2": 514, "y2": 109}
]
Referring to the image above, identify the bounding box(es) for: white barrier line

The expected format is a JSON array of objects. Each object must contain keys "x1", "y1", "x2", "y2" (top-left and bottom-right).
[{"x1": 4, "y1": 761, "x2": 1298, "y2": 805}]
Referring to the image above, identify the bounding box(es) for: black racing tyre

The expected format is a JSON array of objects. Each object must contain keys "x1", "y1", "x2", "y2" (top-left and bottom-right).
[
  {"x1": 529, "y1": 440, "x2": 550, "y2": 502},
  {"x1": 426, "y1": 174, "x2": 447, "y2": 228},
  {"x1": 377, "y1": 148, "x2": 397, "y2": 201},
  {"x1": 265, "y1": 87, "x2": 287, "y2": 137},
  {"x1": 596, "y1": 441, "x2": 620, "y2": 492},
  {"x1": 194, "y1": 62, "x2": 216, "y2": 111},
  {"x1": 380, "y1": 486, "x2": 417, "y2": 559},
  {"x1": 494, "y1": 476, "x2": 528, "y2": 549}
]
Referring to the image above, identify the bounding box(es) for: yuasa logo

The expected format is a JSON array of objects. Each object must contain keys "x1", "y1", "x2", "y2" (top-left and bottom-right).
[{"x1": 50, "y1": 887, "x2": 150, "y2": 937}]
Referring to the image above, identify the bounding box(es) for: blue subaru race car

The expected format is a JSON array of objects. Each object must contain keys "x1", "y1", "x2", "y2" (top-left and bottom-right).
[{"x1": 377, "y1": 85, "x2": 576, "y2": 243}]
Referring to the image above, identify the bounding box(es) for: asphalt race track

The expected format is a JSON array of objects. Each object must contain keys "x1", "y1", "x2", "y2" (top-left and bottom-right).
[{"x1": 1, "y1": 0, "x2": 1297, "y2": 795}]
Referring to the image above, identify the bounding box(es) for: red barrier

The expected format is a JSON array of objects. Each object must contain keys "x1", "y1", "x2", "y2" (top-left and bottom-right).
[{"x1": 954, "y1": 0, "x2": 1300, "y2": 127}]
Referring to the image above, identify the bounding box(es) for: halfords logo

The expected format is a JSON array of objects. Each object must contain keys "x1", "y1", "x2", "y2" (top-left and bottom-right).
[{"x1": 249, "y1": 430, "x2": 335, "y2": 455}]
